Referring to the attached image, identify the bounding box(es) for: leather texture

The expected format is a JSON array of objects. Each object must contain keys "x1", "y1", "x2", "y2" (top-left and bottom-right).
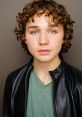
[{"x1": 3, "y1": 57, "x2": 82, "y2": 117}]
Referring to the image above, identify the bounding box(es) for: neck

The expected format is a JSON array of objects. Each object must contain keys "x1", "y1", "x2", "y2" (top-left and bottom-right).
[
  {"x1": 33, "y1": 56, "x2": 61, "y2": 85},
  {"x1": 33, "y1": 56, "x2": 61, "y2": 72}
]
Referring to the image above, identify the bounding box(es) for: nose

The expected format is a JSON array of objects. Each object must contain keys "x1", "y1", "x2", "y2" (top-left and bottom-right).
[{"x1": 38, "y1": 31, "x2": 49, "y2": 45}]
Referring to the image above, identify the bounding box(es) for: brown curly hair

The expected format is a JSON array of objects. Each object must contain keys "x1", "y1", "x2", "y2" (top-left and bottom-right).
[{"x1": 15, "y1": 0, "x2": 74, "y2": 55}]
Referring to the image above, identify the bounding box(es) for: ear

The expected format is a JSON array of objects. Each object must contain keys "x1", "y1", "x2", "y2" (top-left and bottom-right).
[
  {"x1": 61, "y1": 37, "x2": 64, "y2": 45},
  {"x1": 22, "y1": 35, "x2": 26, "y2": 43},
  {"x1": 62, "y1": 35, "x2": 66, "y2": 44}
]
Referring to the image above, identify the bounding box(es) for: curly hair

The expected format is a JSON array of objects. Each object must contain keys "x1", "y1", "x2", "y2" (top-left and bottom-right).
[{"x1": 15, "y1": 0, "x2": 74, "y2": 54}]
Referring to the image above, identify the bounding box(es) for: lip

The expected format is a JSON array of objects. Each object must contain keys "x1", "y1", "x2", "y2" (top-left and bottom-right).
[{"x1": 38, "y1": 49, "x2": 50, "y2": 55}]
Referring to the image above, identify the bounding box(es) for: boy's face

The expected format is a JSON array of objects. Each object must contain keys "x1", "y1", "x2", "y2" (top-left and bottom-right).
[{"x1": 25, "y1": 14, "x2": 64, "y2": 63}]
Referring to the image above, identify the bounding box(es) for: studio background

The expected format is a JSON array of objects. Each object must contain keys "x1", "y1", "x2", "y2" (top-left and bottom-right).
[{"x1": 0, "y1": 0, "x2": 82, "y2": 116}]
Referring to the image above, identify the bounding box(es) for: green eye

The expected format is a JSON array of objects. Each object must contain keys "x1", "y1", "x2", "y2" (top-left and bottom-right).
[
  {"x1": 30, "y1": 31, "x2": 38, "y2": 34},
  {"x1": 50, "y1": 30, "x2": 57, "y2": 34},
  {"x1": 48, "y1": 29, "x2": 57, "y2": 34}
]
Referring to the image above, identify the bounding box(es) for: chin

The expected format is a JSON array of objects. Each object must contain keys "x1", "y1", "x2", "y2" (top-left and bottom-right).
[{"x1": 35, "y1": 56, "x2": 55, "y2": 63}]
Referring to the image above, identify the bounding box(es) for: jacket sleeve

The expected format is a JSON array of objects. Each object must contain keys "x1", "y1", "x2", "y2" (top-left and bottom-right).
[
  {"x1": 78, "y1": 77, "x2": 82, "y2": 117},
  {"x1": 3, "y1": 74, "x2": 13, "y2": 117},
  {"x1": 3, "y1": 64, "x2": 27, "y2": 117},
  {"x1": 74, "y1": 72, "x2": 82, "y2": 117}
]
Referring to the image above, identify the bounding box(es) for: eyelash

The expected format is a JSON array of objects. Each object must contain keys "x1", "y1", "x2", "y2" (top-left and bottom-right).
[
  {"x1": 29, "y1": 30, "x2": 58, "y2": 35},
  {"x1": 48, "y1": 30, "x2": 57, "y2": 34},
  {"x1": 29, "y1": 31, "x2": 39, "y2": 34}
]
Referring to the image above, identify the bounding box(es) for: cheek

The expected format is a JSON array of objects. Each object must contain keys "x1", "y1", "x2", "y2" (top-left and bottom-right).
[
  {"x1": 25, "y1": 40, "x2": 37, "y2": 53},
  {"x1": 50, "y1": 39, "x2": 63, "y2": 53},
  {"x1": 50, "y1": 32, "x2": 64, "y2": 42},
  {"x1": 25, "y1": 40, "x2": 33, "y2": 48},
  {"x1": 52, "y1": 37, "x2": 63, "y2": 47},
  {"x1": 25, "y1": 35, "x2": 33, "y2": 47}
]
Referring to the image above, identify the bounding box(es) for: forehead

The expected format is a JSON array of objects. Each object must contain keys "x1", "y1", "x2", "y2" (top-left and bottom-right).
[{"x1": 26, "y1": 14, "x2": 56, "y2": 27}]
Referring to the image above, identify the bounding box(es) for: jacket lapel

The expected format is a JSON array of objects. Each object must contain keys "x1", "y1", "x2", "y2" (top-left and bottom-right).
[{"x1": 13, "y1": 59, "x2": 33, "y2": 117}]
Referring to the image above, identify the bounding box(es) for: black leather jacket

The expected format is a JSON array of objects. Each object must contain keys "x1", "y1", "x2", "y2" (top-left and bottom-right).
[{"x1": 3, "y1": 57, "x2": 82, "y2": 117}]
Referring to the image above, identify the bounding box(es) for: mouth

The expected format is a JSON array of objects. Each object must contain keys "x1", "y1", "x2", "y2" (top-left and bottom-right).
[{"x1": 38, "y1": 50, "x2": 50, "y2": 55}]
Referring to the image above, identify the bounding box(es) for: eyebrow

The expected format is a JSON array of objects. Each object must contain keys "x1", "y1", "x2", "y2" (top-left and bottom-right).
[
  {"x1": 26, "y1": 26, "x2": 39, "y2": 29},
  {"x1": 49, "y1": 24, "x2": 62, "y2": 29},
  {"x1": 26, "y1": 24, "x2": 58, "y2": 30},
  {"x1": 48, "y1": 24, "x2": 57, "y2": 28}
]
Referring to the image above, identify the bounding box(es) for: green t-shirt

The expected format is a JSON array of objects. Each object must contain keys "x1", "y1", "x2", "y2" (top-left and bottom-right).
[{"x1": 26, "y1": 69, "x2": 54, "y2": 117}]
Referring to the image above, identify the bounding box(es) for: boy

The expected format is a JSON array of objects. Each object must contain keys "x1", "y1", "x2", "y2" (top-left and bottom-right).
[{"x1": 3, "y1": 0, "x2": 82, "y2": 117}]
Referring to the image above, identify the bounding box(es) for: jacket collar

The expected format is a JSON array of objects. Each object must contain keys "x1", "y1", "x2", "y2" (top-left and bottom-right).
[
  {"x1": 28, "y1": 55, "x2": 65, "y2": 80},
  {"x1": 49, "y1": 55, "x2": 65, "y2": 79}
]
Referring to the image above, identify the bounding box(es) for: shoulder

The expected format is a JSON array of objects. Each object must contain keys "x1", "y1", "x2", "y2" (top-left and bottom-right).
[
  {"x1": 6, "y1": 57, "x2": 33, "y2": 85},
  {"x1": 64, "y1": 62, "x2": 82, "y2": 77},
  {"x1": 6, "y1": 63, "x2": 28, "y2": 83},
  {"x1": 60, "y1": 55, "x2": 82, "y2": 78},
  {"x1": 64, "y1": 62, "x2": 82, "y2": 86}
]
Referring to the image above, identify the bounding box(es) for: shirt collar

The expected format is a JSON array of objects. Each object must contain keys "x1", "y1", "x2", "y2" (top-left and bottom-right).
[
  {"x1": 49, "y1": 55, "x2": 64, "y2": 79},
  {"x1": 29, "y1": 55, "x2": 64, "y2": 79}
]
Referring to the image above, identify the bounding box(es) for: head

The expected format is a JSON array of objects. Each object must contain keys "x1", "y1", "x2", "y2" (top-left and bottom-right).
[{"x1": 15, "y1": 0, "x2": 74, "y2": 55}]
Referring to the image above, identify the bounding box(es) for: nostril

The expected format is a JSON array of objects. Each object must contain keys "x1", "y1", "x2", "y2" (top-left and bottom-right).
[
  {"x1": 39, "y1": 38, "x2": 49, "y2": 45},
  {"x1": 39, "y1": 35, "x2": 49, "y2": 45}
]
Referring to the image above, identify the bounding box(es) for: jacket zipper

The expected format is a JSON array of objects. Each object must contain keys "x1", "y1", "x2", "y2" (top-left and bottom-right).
[{"x1": 24, "y1": 65, "x2": 33, "y2": 117}]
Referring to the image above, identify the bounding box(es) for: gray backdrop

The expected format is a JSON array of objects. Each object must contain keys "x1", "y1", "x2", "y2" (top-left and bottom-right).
[{"x1": 0, "y1": 0, "x2": 82, "y2": 116}]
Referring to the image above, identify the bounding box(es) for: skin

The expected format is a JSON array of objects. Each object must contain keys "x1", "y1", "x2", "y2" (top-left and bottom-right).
[{"x1": 24, "y1": 14, "x2": 64, "y2": 84}]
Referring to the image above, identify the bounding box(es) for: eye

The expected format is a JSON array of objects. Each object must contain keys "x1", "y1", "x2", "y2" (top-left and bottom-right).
[
  {"x1": 29, "y1": 30, "x2": 39, "y2": 35},
  {"x1": 48, "y1": 29, "x2": 57, "y2": 34}
]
